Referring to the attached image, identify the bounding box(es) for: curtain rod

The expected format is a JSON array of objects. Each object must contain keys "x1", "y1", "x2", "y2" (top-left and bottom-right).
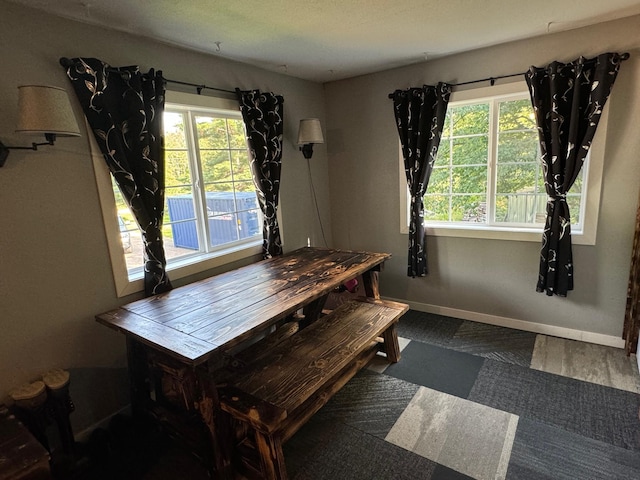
[
  {"x1": 161, "y1": 78, "x2": 236, "y2": 95},
  {"x1": 387, "y1": 52, "x2": 630, "y2": 99},
  {"x1": 58, "y1": 57, "x2": 236, "y2": 95}
]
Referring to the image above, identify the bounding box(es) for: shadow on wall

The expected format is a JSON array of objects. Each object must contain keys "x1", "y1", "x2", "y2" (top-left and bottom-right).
[{"x1": 68, "y1": 367, "x2": 130, "y2": 437}]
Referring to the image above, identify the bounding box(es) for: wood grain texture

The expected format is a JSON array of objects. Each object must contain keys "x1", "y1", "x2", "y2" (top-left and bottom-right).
[
  {"x1": 95, "y1": 248, "x2": 393, "y2": 479},
  {"x1": 187, "y1": 250, "x2": 389, "y2": 347},
  {"x1": 96, "y1": 248, "x2": 390, "y2": 365},
  {"x1": 254, "y1": 431, "x2": 288, "y2": 480},
  {"x1": 231, "y1": 300, "x2": 406, "y2": 413},
  {"x1": 97, "y1": 309, "x2": 218, "y2": 365},
  {"x1": 218, "y1": 298, "x2": 407, "y2": 479},
  {"x1": 383, "y1": 323, "x2": 401, "y2": 363},
  {"x1": 278, "y1": 345, "x2": 380, "y2": 444},
  {"x1": 218, "y1": 386, "x2": 287, "y2": 434}
]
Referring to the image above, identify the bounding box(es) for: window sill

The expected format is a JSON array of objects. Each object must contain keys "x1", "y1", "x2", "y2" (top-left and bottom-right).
[{"x1": 400, "y1": 223, "x2": 594, "y2": 245}]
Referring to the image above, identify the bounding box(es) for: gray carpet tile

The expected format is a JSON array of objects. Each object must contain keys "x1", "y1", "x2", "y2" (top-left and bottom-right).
[
  {"x1": 286, "y1": 421, "x2": 449, "y2": 480},
  {"x1": 531, "y1": 335, "x2": 640, "y2": 393},
  {"x1": 468, "y1": 359, "x2": 640, "y2": 451},
  {"x1": 386, "y1": 386, "x2": 518, "y2": 480},
  {"x1": 312, "y1": 369, "x2": 420, "y2": 438},
  {"x1": 396, "y1": 310, "x2": 537, "y2": 367},
  {"x1": 506, "y1": 417, "x2": 640, "y2": 480},
  {"x1": 452, "y1": 320, "x2": 537, "y2": 367},
  {"x1": 397, "y1": 310, "x2": 464, "y2": 346},
  {"x1": 384, "y1": 340, "x2": 485, "y2": 398},
  {"x1": 432, "y1": 464, "x2": 477, "y2": 480}
]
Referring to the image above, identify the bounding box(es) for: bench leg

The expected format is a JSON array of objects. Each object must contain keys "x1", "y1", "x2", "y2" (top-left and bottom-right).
[
  {"x1": 383, "y1": 323, "x2": 401, "y2": 363},
  {"x1": 255, "y1": 431, "x2": 288, "y2": 480}
]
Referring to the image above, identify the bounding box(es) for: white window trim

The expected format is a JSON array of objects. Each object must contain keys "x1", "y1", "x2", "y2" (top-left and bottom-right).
[
  {"x1": 92, "y1": 91, "x2": 264, "y2": 297},
  {"x1": 399, "y1": 81, "x2": 607, "y2": 246}
]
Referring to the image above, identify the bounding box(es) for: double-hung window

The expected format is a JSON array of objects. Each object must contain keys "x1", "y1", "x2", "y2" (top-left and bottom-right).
[
  {"x1": 97, "y1": 91, "x2": 263, "y2": 296},
  {"x1": 399, "y1": 81, "x2": 606, "y2": 244}
]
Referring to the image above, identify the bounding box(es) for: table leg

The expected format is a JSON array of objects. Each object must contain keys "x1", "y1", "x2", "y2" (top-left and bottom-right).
[
  {"x1": 126, "y1": 338, "x2": 149, "y2": 417},
  {"x1": 193, "y1": 366, "x2": 234, "y2": 480},
  {"x1": 361, "y1": 268, "x2": 381, "y2": 299},
  {"x1": 127, "y1": 342, "x2": 234, "y2": 478},
  {"x1": 301, "y1": 293, "x2": 329, "y2": 328}
]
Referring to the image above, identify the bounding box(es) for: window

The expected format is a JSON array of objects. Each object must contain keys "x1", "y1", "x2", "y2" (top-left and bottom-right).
[
  {"x1": 95, "y1": 91, "x2": 263, "y2": 296},
  {"x1": 399, "y1": 81, "x2": 606, "y2": 244}
]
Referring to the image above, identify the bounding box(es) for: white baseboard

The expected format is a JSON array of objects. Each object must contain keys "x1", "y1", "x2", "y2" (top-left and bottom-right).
[{"x1": 385, "y1": 297, "x2": 625, "y2": 349}]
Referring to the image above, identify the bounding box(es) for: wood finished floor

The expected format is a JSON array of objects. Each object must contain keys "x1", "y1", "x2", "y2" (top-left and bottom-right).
[{"x1": 68, "y1": 309, "x2": 640, "y2": 479}]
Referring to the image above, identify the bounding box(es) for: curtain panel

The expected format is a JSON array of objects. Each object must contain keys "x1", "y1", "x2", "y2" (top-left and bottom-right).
[
  {"x1": 236, "y1": 89, "x2": 285, "y2": 259},
  {"x1": 526, "y1": 53, "x2": 623, "y2": 296},
  {"x1": 392, "y1": 83, "x2": 451, "y2": 277},
  {"x1": 63, "y1": 57, "x2": 172, "y2": 296}
]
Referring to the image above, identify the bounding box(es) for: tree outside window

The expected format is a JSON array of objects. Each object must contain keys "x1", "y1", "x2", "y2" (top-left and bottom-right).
[{"x1": 424, "y1": 93, "x2": 585, "y2": 229}]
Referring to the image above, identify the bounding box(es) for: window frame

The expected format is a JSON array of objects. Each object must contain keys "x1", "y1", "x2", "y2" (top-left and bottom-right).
[
  {"x1": 93, "y1": 91, "x2": 263, "y2": 297},
  {"x1": 398, "y1": 81, "x2": 607, "y2": 245}
]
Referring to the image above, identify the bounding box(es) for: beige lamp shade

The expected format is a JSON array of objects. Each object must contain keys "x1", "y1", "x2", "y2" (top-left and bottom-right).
[
  {"x1": 15, "y1": 85, "x2": 81, "y2": 137},
  {"x1": 297, "y1": 118, "x2": 324, "y2": 145}
]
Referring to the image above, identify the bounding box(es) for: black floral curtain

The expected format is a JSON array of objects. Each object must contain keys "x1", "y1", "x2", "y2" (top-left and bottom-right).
[
  {"x1": 392, "y1": 83, "x2": 451, "y2": 277},
  {"x1": 526, "y1": 53, "x2": 623, "y2": 296},
  {"x1": 236, "y1": 89, "x2": 285, "y2": 258},
  {"x1": 62, "y1": 57, "x2": 172, "y2": 296}
]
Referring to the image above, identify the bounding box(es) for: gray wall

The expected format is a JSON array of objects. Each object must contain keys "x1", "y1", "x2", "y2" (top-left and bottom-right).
[
  {"x1": 2, "y1": 0, "x2": 640, "y2": 433},
  {"x1": 324, "y1": 15, "x2": 640, "y2": 339},
  {"x1": 0, "y1": 1, "x2": 331, "y2": 431}
]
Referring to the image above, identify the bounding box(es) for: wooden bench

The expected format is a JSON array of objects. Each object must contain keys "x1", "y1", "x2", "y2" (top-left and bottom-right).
[{"x1": 218, "y1": 297, "x2": 408, "y2": 479}]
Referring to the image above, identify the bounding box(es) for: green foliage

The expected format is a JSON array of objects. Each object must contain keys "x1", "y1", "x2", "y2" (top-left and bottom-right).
[
  {"x1": 498, "y1": 99, "x2": 536, "y2": 131},
  {"x1": 163, "y1": 112, "x2": 251, "y2": 193},
  {"x1": 425, "y1": 96, "x2": 575, "y2": 224},
  {"x1": 447, "y1": 103, "x2": 489, "y2": 136},
  {"x1": 165, "y1": 151, "x2": 191, "y2": 189},
  {"x1": 164, "y1": 111, "x2": 187, "y2": 149}
]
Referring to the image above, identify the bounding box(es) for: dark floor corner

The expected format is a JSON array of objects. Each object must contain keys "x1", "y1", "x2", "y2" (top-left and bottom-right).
[{"x1": 51, "y1": 414, "x2": 210, "y2": 480}]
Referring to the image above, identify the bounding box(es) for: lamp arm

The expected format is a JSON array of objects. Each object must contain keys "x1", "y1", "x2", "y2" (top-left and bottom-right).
[{"x1": 0, "y1": 134, "x2": 57, "y2": 167}]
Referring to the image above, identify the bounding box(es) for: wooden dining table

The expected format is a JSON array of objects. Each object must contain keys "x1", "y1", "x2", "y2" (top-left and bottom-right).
[{"x1": 95, "y1": 246, "x2": 390, "y2": 478}]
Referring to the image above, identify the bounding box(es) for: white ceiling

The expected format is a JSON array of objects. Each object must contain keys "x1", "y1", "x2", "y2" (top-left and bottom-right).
[{"x1": 8, "y1": 0, "x2": 640, "y2": 82}]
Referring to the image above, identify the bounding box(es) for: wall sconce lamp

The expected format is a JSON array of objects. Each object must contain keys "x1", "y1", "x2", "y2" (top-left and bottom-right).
[
  {"x1": 0, "y1": 85, "x2": 81, "y2": 167},
  {"x1": 297, "y1": 118, "x2": 324, "y2": 159}
]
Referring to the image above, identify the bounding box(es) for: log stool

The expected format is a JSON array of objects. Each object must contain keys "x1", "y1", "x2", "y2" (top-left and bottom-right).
[
  {"x1": 0, "y1": 405, "x2": 51, "y2": 479},
  {"x1": 9, "y1": 381, "x2": 50, "y2": 452}
]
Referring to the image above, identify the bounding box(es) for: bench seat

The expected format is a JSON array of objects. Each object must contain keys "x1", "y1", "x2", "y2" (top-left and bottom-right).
[{"x1": 218, "y1": 297, "x2": 408, "y2": 479}]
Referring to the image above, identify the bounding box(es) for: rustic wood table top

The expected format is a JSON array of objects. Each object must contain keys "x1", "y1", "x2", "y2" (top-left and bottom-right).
[{"x1": 96, "y1": 247, "x2": 390, "y2": 366}]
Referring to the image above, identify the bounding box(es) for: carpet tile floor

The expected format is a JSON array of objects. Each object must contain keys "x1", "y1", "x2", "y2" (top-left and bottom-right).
[
  {"x1": 72, "y1": 309, "x2": 640, "y2": 479},
  {"x1": 283, "y1": 311, "x2": 640, "y2": 480},
  {"x1": 530, "y1": 335, "x2": 640, "y2": 393},
  {"x1": 386, "y1": 387, "x2": 518, "y2": 480}
]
